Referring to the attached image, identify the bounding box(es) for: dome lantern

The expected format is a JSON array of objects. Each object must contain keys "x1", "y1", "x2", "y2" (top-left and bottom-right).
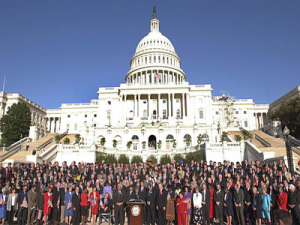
[{"x1": 150, "y1": 6, "x2": 160, "y2": 32}]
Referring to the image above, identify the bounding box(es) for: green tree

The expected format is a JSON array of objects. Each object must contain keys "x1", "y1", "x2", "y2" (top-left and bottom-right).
[
  {"x1": 96, "y1": 153, "x2": 106, "y2": 164},
  {"x1": 270, "y1": 97, "x2": 300, "y2": 139},
  {"x1": 185, "y1": 151, "x2": 204, "y2": 163},
  {"x1": 118, "y1": 154, "x2": 129, "y2": 164},
  {"x1": 173, "y1": 154, "x2": 184, "y2": 164},
  {"x1": 131, "y1": 155, "x2": 143, "y2": 164},
  {"x1": 147, "y1": 154, "x2": 157, "y2": 164},
  {"x1": 160, "y1": 154, "x2": 171, "y2": 165},
  {"x1": 105, "y1": 154, "x2": 117, "y2": 164},
  {"x1": 0, "y1": 102, "x2": 31, "y2": 146}
]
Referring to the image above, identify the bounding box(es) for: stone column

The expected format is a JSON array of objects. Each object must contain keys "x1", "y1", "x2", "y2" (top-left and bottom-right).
[
  {"x1": 172, "y1": 93, "x2": 175, "y2": 118},
  {"x1": 168, "y1": 93, "x2": 171, "y2": 118},
  {"x1": 148, "y1": 94, "x2": 150, "y2": 118},
  {"x1": 182, "y1": 93, "x2": 185, "y2": 118},
  {"x1": 134, "y1": 95, "x2": 136, "y2": 117},
  {"x1": 186, "y1": 93, "x2": 190, "y2": 117},
  {"x1": 137, "y1": 94, "x2": 140, "y2": 117},
  {"x1": 157, "y1": 94, "x2": 160, "y2": 119}
]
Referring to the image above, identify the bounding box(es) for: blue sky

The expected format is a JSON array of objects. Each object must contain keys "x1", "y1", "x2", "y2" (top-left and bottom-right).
[{"x1": 0, "y1": 0, "x2": 299, "y2": 109}]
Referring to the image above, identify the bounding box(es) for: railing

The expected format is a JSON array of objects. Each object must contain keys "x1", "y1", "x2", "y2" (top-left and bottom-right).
[
  {"x1": 255, "y1": 134, "x2": 271, "y2": 147},
  {"x1": 40, "y1": 144, "x2": 58, "y2": 160},
  {"x1": 60, "y1": 131, "x2": 68, "y2": 139},
  {"x1": 36, "y1": 138, "x2": 53, "y2": 151},
  {"x1": 245, "y1": 141, "x2": 263, "y2": 158},
  {"x1": 0, "y1": 137, "x2": 30, "y2": 162},
  {"x1": 289, "y1": 135, "x2": 300, "y2": 147}
]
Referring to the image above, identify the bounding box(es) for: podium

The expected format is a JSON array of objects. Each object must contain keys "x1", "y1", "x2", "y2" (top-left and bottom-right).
[{"x1": 127, "y1": 200, "x2": 145, "y2": 225}]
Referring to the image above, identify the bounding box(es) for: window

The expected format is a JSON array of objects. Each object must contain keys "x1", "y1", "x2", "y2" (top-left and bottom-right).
[
  {"x1": 143, "y1": 110, "x2": 147, "y2": 117},
  {"x1": 176, "y1": 99, "x2": 180, "y2": 103},
  {"x1": 244, "y1": 121, "x2": 248, "y2": 127},
  {"x1": 216, "y1": 111, "x2": 219, "y2": 115},
  {"x1": 163, "y1": 110, "x2": 167, "y2": 119},
  {"x1": 176, "y1": 109, "x2": 181, "y2": 118},
  {"x1": 132, "y1": 135, "x2": 139, "y2": 150},
  {"x1": 199, "y1": 109, "x2": 204, "y2": 119},
  {"x1": 143, "y1": 101, "x2": 147, "y2": 104},
  {"x1": 153, "y1": 110, "x2": 157, "y2": 119},
  {"x1": 94, "y1": 124, "x2": 96, "y2": 127},
  {"x1": 184, "y1": 134, "x2": 192, "y2": 144},
  {"x1": 163, "y1": 100, "x2": 166, "y2": 104},
  {"x1": 235, "y1": 111, "x2": 239, "y2": 114},
  {"x1": 85, "y1": 114, "x2": 87, "y2": 118},
  {"x1": 236, "y1": 121, "x2": 240, "y2": 127},
  {"x1": 107, "y1": 110, "x2": 111, "y2": 119},
  {"x1": 67, "y1": 124, "x2": 70, "y2": 130},
  {"x1": 166, "y1": 134, "x2": 174, "y2": 149},
  {"x1": 67, "y1": 115, "x2": 71, "y2": 118},
  {"x1": 74, "y1": 124, "x2": 77, "y2": 130},
  {"x1": 244, "y1": 111, "x2": 247, "y2": 114}
]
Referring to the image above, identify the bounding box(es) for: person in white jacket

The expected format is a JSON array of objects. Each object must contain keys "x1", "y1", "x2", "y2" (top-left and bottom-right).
[{"x1": 193, "y1": 187, "x2": 203, "y2": 225}]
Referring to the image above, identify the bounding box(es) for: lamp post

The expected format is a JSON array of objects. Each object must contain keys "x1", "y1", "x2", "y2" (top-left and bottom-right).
[
  {"x1": 19, "y1": 134, "x2": 23, "y2": 151},
  {"x1": 283, "y1": 126, "x2": 294, "y2": 175}
]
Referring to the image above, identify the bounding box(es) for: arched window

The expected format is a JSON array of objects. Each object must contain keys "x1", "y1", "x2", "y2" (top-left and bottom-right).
[
  {"x1": 149, "y1": 56, "x2": 152, "y2": 63},
  {"x1": 176, "y1": 109, "x2": 180, "y2": 118},
  {"x1": 158, "y1": 56, "x2": 161, "y2": 63},
  {"x1": 97, "y1": 135, "x2": 105, "y2": 145},
  {"x1": 153, "y1": 110, "x2": 157, "y2": 119},
  {"x1": 184, "y1": 134, "x2": 192, "y2": 144},
  {"x1": 132, "y1": 135, "x2": 139, "y2": 150},
  {"x1": 199, "y1": 109, "x2": 204, "y2": 119},
  {"x1": 166, "y1": 134, "x2": 174, "y2": 149},
  {"x1": 163, "y1": 110, "x2": 167, "y2": 119},
  {"x1": 163, "y1": 57, "x2": 165, "y2": 63},
  {"x1": 114, "y1": 135, "x2": 122, "y2": 147}
]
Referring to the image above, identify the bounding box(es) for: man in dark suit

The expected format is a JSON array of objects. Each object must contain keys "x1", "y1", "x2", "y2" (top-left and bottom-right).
[
  {"x1": 146, "y1": 183, "x2": 156, "y2": 225},
  {"x1": 36, "y1": 187, "x2": 45, "y2": 225},
  {"x1": 214, "y1": 183, "x2": 224, "y2": 225},
  {"x1": 60, "y1": 182, "x2": 68, "y2": 223},
  {"x1": 113, "y1": 184, "x2": 125, "y2": 225},
  {"x1": 233, "y1": 184, "x2": 245, "y2": 225},
  {"x1": 244, "y1": 182, "x2": 253, "y2": 225},
  {"x1": 72, "y1": 186, "x2": 81, "y2": 225},
  {"x1": 156, "y1": 183, "x2": 167, "y2": 225},
  {"x1": 52, "y1": 182, "x2": 61, "y2": 224},
  {"x1": 201, "y1": 183, "x2": 210, "y2": 225},
  {"x1": 17, "y1": 186, "x2": 28, "y2": 225}
]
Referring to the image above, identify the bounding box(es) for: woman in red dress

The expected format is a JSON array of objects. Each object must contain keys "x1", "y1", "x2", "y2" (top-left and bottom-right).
[
  {"x1": 43, "y1": 187, "x2": 53, "y2": 224},
  {"x1": 277, "y1": 186, "x2": 288, "y2": 210},
  {"x1": 208, "y1": 184, "x2": 215, "y2": 225},
  {"x1": 89, "y1": 186, "x2": 100, "y2": 225},
  {"x1": 176, "y1": 192, "x2": 187, "y2": 225}
]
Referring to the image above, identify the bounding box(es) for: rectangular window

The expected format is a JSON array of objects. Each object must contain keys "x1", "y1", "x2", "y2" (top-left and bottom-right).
[
  {"x1": 244, "y1": 121, "x2": 248, "y2": 127},
  {"x1": 108, "y1": 101, "x2": 111, "y2": 105},
  {"x1": 67, "y1": 115, "x2": 71, "y2": 118},
  {"x1": 216, "y1": 111, "x2": 219, "y2": 115},
  {"x1": 235, "y1": 111, "x2": 239, "y2": 114},
  {"x1": 94, "y1": 114, "x2": 97, "y2": 117},
  {"x1": 199, "y1": 110, "x2": 204, "y2": 119},
  {"x1": 163, "y1": 100, "x2": 166, "y2": 104},
  {"x1": 176, "y1": 99, "x2": 180, "y2": 103},
  {"x1": 244, "y1": 111, "x2": 247, "y2": 114}
]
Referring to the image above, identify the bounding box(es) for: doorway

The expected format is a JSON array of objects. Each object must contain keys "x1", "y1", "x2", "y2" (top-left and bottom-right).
[{"x1": 148, "y1": 135, "x2": 156, "y2": 149}]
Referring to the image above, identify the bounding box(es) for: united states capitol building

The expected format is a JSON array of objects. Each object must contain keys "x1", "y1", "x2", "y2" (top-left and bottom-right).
[
  {"x1": 43, "y1": 9, "x2": 269, "y2": 163},
  {"x1": 2, "y1": 8, "x2": 275, "y2": 165}
]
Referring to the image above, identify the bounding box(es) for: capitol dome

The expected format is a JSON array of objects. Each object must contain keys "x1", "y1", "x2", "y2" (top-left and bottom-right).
[{"x1": 126, "y1": 7, "x2": 186, "y2": 85}]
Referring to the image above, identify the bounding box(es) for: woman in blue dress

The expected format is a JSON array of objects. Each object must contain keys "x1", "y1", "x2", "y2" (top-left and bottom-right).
[
  {"x1": 261, "y1": 186, "x2": 271, "y2": 225},
  {"x1": 0, "y1": 188, "x2": 9, "y2": 225},
  {"x1": 184, "y1": 186, "x2": 192, "y2": 225},
  {"x1": 64, "y1": 185, "x2": 74, "y2": 225}
]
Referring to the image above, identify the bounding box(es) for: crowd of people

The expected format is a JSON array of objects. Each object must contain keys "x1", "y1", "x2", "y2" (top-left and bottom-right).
[{"x1": 0, "y1": 158, "x2": 299, "y2": 225}]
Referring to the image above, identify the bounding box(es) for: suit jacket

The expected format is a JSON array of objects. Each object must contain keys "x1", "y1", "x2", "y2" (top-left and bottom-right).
[
  {"x1": 100, "y1": 198, "x2": 112, "y2": 212},
  {"x1": 202, "y1": 189, "x2": 210, "y2": 208},
  {"x1": 7, "y1": 193, "x2": 18, "y2": 211},
  {"x1": 36, "y1": 192, "x2": 44, "y2": 210},
  {"x1": 252, "y1": 193, "x2": 262, "y2": 211},
  {"x1": 60, "y1": 188, "x2": 67, "y2": 206},
  {"x1": 72, "y1": 192, "x2": 81, "y2": 209},
  {"x1": 156, "y1": 189, "x2": 167, "y2": 209},
  {"x1": 233, "y1": 189, "x2": 244, "y2": 207},
  {"x1": 52, "y1": 187, "x2": 60, "y2": 206},
  {"x1": 213, "y1": 189, "x2": 224, "y2": 205},
  {"x1": 17, "y1": 190, "x2": 27, "y2": 207},
  {"x1": 113, "y1": 190, "x2": 125, "y2": 205},
  {"x1": 27, "y1": 189, "x2": 37, "y2": 208},
  {"x1": 146, "y1": 188, "x2": 156, "y2": 207}
]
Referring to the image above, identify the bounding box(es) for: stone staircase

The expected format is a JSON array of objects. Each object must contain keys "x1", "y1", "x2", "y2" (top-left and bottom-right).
[
  {"x1": 228, "y1": 130, "x2": 300, "y2": 165},
  {"x1": 6, "y1": 133, "x2": 77, "y2": 162}
]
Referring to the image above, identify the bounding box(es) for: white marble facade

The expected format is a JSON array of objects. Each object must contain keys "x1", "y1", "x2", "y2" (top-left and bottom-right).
[{"x1": 46, "y1": 10, "x2": 269, "y2": 156}]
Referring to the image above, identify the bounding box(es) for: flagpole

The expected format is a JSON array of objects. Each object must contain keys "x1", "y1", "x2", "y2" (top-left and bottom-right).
[{"x1": 2, "y1": 75, "x2": 6, "y2": 93}]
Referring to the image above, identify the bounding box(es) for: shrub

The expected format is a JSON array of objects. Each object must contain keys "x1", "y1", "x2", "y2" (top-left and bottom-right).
[
  {"x1": 105, "y1": 154, "x2": 117, "y2": 164},
  {"x1": 131, "y1": 155, "x2": 143, "y2": 164},
  {"x1": 173, "y1": 154, "x2": 184, "y2": 164},
  {"x1": 185, "y1": 151, "x2": 204, "y2": 163},
  {"x1": 160, "y1": 154, "x2": 171, "y2": 165},
  {"x1": 64, "y1": 138, "x2": 70, "y2": 145},
  {"x1": 234, "y1": 135, "x2": 242, "y2": 142},
  {"x1": 96, "y1": 153, "x2": 106, "y2": 164},
  {"x1": 118, "y1": 154, "x2": 129, "y2": 164},
  {"x1": 147, "y1": 154, "x2": 157, "y2": 164}
]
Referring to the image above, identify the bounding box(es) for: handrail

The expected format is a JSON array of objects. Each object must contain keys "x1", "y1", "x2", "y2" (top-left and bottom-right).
[
  {"x1": 40, "y1": 144, "x2": 57, "y2": 159},
  {"x1": 60, "y1": 131, "x2": 68, "y2": 139},
  {"x1": 0, "y1": 137, "x2": 29, "y2": 162},
  {"x1": 289, "y1": 135, "x2": 300, "y2": 147},
  {"x1": 255, "y1": 134, "x2": 271, "y2": 147},
  {"x1": 36, "y1": 138, "x2": 53, "y2": 151}
]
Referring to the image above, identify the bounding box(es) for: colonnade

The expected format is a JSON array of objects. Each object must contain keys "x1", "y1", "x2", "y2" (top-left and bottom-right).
[
  {"x1": 45, "y1": 117, "x2": 61, "y2": 133},
  {"x1": 127, "y1": 70, "x2": 185, "y2": 85},
  {"x1": 254, "y1": 112, "x2": 268, "y2": 129},
  {"x1": 121, "y1": 92, "x2": 190, "y2": 120}
]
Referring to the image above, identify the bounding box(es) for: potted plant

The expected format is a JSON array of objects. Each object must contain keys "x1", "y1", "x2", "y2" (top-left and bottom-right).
[
  {"x1": 185, "y1": 137, "x2": 191, "y2": 146},
  {"x1": 157, "y1": 140, "x2": 162, "y2": 149},
  {"x1": 64, "y1": 138, "x2": 70, "y2": 145},
  {"x1": 127, "y1": 141, "x2": 132, "y2": 149},
  {"x1": 75, "y1": 134, "x2": 80, "y2": 144},
  {"x1": 221, "y1": 131, "x2": 228, "y2": 142},
  {"x1": 197, "y1": 134, "x2": 202, "y2": 144},
  {"x1": 113, "y1": 139, "x2": 118, "y2": 148},
  {"x1": 100, "y1": 137, "x2": 106, "y2": 146},
  {"x1": 241, "y1": 129, "x2": 251, "y2": 140},
  {"x1": 55, "y1": 135, "x2": 61, "y2": 144},
  {"x1": 173, "y1": 140, "x2": 177, "y2": 148},
  {"x1": 142, "y1": 141, "x2": 146, "y2": 149},
  {"x1": 234, "y1": 135, "x2": 242, "y2": 142}
]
